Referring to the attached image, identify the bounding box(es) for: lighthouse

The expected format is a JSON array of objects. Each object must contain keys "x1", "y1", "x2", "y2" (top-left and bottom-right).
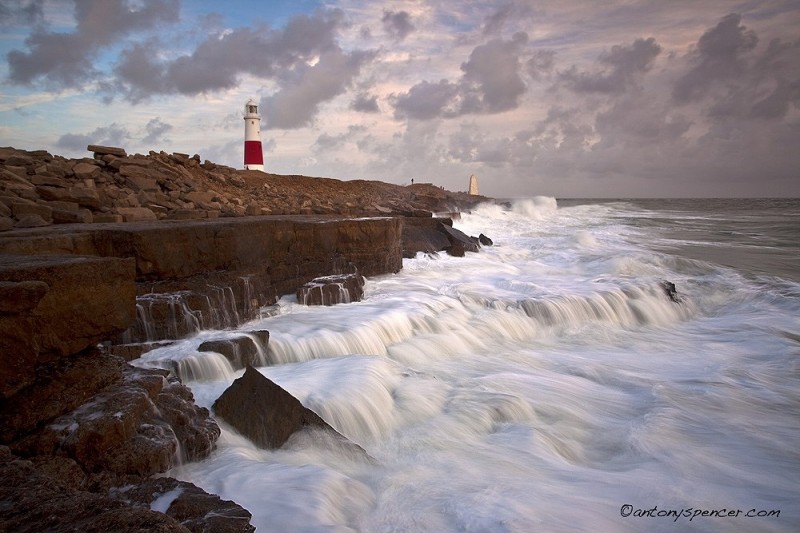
[{"x1": 243, "y1": 99, "x2": 264, "y2": 171}]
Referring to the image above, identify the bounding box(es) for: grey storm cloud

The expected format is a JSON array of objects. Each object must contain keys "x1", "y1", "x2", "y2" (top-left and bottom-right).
[
  {"x1": 393, "y1": 80, "x2": 462, "y2": 120},
  {"x1": 673, "y1": 13, "x2": 757, "y2": 103},
  {"x1": 56, "y1": 123, "x2": 130, "y2": 152},
  {"x1": 6, "y1": 0, "x2": 179, "y2": 88},
  {"x1": 260, "y1": 47, "x2": 376, "y2": 129},
  {"x1": 0, "y1": 0, "x2": 46, "y2": 26},
  {"x1": 115, "y1": 9, "x2": 347, "y2": 99},
  {"x1": 381, "y1": 10, "x2": 415, "y2": 41},
  {"x1": 393, "y1": 32, "x2": 529, "y2": 120},
  {"x1": 560, "y1": 37, "x2": 662, "y2": 94},
  {"x1": 351, "y1": 93, "x2": 381, "y2": 113},
  {"x1": 671, "y1": 13, "x2": 800, "y2": 123}
]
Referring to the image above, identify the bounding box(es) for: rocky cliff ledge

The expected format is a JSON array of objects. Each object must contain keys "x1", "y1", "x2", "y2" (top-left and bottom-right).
[{"x1": 0, "y1": 146, "x2": 493, "y2": 531}]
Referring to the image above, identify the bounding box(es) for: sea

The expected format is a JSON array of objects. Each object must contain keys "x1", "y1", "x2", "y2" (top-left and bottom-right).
[{"x1": 134, "y1": 197, "x2": 800, "y2": 532}]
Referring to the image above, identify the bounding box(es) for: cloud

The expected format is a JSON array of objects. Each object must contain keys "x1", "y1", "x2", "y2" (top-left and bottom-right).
[
  {"x1": 114, "y1": 9, "x2": 348, "y2": 99},
  {"x1": 142, "y1": 117, "x2": 172, "y2": 145},
  {"x1": 527, "y1": 50, "x2": 556, "y2": 80},
  {"x1": 482, "y1": 1, "x2": 534, "y2": 36},
  {"x1": 672, "y1": 13, "x2": 757, "y2": 102},
  {"x1": 392, "y1": 32, "x2": 529, "y2": 119},
  {"x1": 460, "y1": 31, "x2": 529, "y2": 112},
  {"x1": 382, "y1": 10, "x2": 415, "y2": 41},
  {"x1": 6, "y1": 0, "x2": 179, "y2": 89},
  {"x1": 669, "y1": 13, "x2": 800, "y2": 124},
  {"x1": 261, "y1": 47, "x2": 376, "y2": 129},
  {"x1": 392, "y1": 79, "x2": 462, "y2": 120},
  {"x1": 0, "y1": 0, "x2": 46, "y2": 26},
  {"x1": 560, "y1": 37, "x2": 662, "y2": 94},
  {"x1": 56, "y1": 123, "x2": 131, "y2": 152},
  {"x1": 351, "y1": 92, "x2": 380, "y2": 113},
  {"x1": 312, "y1": 125, "x2": 365, "y2": 152}
]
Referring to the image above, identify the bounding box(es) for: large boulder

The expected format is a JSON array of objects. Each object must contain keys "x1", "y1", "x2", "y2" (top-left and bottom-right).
[
  {"x1": 0, "y1": 254, "x2": 136, "y2": 398},
  {"x1": 440, "y1": 224, "x2": 480, "y2": 256},
  {"x1": 213, "y1": 366, "x2": 366, "y2": 455},
  {"x1": 401, "y1": 218, "x2": 451, "y2": 258},
  {"x1": 10, "y1": 359, "x2": 220, "y2": 479}
]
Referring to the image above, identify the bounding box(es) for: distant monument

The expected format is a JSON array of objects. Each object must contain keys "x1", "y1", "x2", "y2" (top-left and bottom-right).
[{"x1": 468, "y1": 174, "x2": 479, "y2": 195}]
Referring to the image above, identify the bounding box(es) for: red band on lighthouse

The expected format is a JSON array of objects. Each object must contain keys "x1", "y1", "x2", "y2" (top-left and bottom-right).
[{"x1": 244, "y1": 141, "x2": 263, "y2": 166}]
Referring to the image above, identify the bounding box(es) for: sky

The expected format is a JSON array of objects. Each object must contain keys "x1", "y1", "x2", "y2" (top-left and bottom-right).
[{"x1": 1, "y1": 0, "x2": 799, "y2": 198}]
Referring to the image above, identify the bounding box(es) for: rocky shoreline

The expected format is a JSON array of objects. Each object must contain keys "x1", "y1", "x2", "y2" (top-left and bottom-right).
[{"x1": 0, "y1": 146, "x2": 494, "y2": 531}]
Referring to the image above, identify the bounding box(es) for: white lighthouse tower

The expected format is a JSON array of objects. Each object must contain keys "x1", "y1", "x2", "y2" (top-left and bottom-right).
[{"x1": 243, "y1": 99, "x2": 264, "y2": 171}]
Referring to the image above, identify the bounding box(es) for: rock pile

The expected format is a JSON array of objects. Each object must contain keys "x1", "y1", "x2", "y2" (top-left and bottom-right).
[{"x1": 0, "y1": 145, "x2": 490, "y2": 230}]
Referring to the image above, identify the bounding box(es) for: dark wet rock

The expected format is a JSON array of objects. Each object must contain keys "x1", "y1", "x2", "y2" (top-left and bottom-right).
[
  {"x1": 9, "y1": 358, "x2": 219, "y2": 480},
  {"x1": 112, "y1": 477, "x2": 255, "y2": 533},
  {"x1": 0, "y1": 446, "x2": 190, "y2": 533},
  {"x1": 401, "y1": 218, "x2": 452, "y2": 257},
  {"x1": 479, "y1": 233, "x2": 493, "y2": 246},
  {"x1": 662, "y1": 280, "x2": 680, "y2": 303},
  {"x1": 198, "y1": 332, "x2": 270, "y2": 369},
  {"x1": 213, "y1": 366, "x2": 368, "y2": 458},
  {"x1": 441, "y1": 224, "x2": 480, "y2": 255},
  {"x1": 0, "y1": 350, "x2": 124, "y2": 444},
  {"x1": 0, "y1": 254, "x2": 135, "y2": 397}
]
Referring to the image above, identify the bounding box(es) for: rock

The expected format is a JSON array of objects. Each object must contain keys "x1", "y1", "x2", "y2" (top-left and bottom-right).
[
  {"x1": 117, "y1": 206, "x2": 157, "y2": 221},
  {"x1": 30, "y1": 174, "x2": 68, "y2": 187},
  {"x1": 87, "y1": 144, "x2": 127, "y2": 158},
  {"x1": 69, "y1": 186, "x2": 101, "y2": 209},
  {"x1": 0, "y1": 216, "x2": 14, "y2": 232},
  {"x1": 0, "y1": 447, "x2": 190, "y2": 533},
  {"x1": 0, "y1": 280, "x2": 48, "y2": 314},
  {"x1": 401, "y1": 218, "x2": 451, "y2": 257},
  {"x1": 13, "y1": 214, "x2": 50, "y2": 228},
  {"x1": 441, "y1": 224, "x2": 480, "y2": 255},
  {"x1": 152, "y1": 379, "x2": 221, "y2": 463},
  {"x1": 479, "y1": 233, "x2": 493, "y2": 246},
  {"x1": 36, "y1": 185, "x2": 102, "y2": 210},
  {"x1": 52, "y1": 208, "x2": 93, "y2": 224},
  {"x1": 72, "y1": 161, "x2": 99, "y2": 179},
  {"x1": 0, "y1": 350, "x2": 124, "y2": 444},
  {"x1": 15, "y1": 361, "x2": 220, "y2": 478},
  {"x1": 94, "y1": 213, "x2": 124, "y2": 223},
  {"x1": 213, "y1": 366, "x2": 358, "y2": 451},
  {"x1": 662, "y1": 280, "x2": 680, "y2": 303},
  {"x1": 0, "y1": 254, "x2": 136, "y2": 397},
  {"x1": 296, "y1": 272, "x2": 365, "y2": 305},
  {"x1": 184, "y1": 191, "x2": 217, "y2": 205},
  {"x1": 111, "y1": 477, "x2": 254, "y2": 533},
  {"x1": 198, "y1": 334, "x2": 268, "y2": 370},
  {"x1": 11, "y1": 202, "x2": 52, "y2": 222}
]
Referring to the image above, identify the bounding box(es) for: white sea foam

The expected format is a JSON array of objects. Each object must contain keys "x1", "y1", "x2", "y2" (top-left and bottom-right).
[{"x1": 137, "y1": 198, "x2": 800, "y2": 532}]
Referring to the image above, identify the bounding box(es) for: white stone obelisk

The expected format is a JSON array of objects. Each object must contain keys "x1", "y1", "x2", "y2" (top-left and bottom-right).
[{"x1": 468, "y1": 174, "x2": 479, "y2": 195}]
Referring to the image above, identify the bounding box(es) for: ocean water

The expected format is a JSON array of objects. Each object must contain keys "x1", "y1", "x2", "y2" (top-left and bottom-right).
[{"x1": 135, "y1": 197, "x2": 800, "y2": 532}]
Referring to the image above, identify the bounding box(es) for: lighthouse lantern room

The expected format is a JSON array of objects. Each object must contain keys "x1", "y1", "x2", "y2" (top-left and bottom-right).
[{"x1": 243, "y1": 99, "x2": 264, "y2": 171}]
